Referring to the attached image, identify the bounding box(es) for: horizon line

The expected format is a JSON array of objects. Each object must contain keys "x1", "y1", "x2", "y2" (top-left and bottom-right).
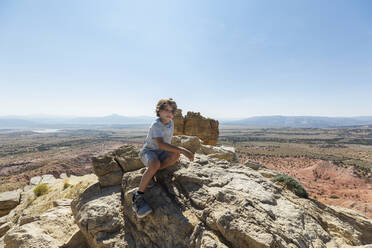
[{"x1": 1, "y1": 113, "x2": 372, "y2": 119}]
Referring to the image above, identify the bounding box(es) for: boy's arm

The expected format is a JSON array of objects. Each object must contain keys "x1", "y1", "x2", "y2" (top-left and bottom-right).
[
  {"x1": 154, "y1": 137, "x2": 186, "y2": 153},
  {"x1": 154, "y1": 137, "x2": 194, "y2": 161},
  {"x1": 150, "y1": 122, "x2": 194, "y2": 161}
]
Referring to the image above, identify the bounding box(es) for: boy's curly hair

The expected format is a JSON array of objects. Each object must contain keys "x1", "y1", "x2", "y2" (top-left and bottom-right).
[{"x1": 156, "y1": 98, "x2": 177, "y2": 117}]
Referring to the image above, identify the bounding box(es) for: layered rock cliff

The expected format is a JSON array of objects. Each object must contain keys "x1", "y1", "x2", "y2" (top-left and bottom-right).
[
  {"x1": 173, "y1": 109, "x2": 219, "y2": 146},
  {"x1": 71, "y1": 139, "x2": 372, "y2": 248}
]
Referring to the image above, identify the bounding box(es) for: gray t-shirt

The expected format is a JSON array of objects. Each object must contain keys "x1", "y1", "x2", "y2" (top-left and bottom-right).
[{"x1": 139, "y1": 117, "x2": 174, "y2": 155}]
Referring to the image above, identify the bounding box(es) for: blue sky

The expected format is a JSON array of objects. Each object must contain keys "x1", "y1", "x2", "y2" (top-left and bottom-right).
[{"x1": 0, "y1": 0, "x2": 371, "y2": 119}]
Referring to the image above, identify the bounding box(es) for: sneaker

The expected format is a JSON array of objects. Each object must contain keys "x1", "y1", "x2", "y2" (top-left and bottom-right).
[{"x1": 132, "y1": 192, "x2": 152, "y2": 218}]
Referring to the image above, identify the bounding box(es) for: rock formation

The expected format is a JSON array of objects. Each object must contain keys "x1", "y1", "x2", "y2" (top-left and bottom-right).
[
  {"x1": 1, "y1": 137, "x2": 372, "y2": 247},
  {"x1": 173, "y1": 109, "x2": 219, "y2": 146},
  {"x1": 70, "y1": 140, "x2": 372, "y2": 248},
  {"x1": 0, "y1": 173, "x2": 97, "y2": 248},
  {"x1": 173, "y1": 109, "x2": 185, "y2": 134},
  {"x1": 171, "y1": 135, "x2": 203, "y2": 154},
  {"x1": 0, "y1": 190, "x2": 22, "y2": 217},
  {"x1": 91, "y1": 144, "x2": 143, "y2": 187}
]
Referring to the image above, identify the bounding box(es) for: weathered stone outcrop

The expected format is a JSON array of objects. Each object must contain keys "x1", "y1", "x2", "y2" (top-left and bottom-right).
[
  {"x1": 0, "y1": 189, "x2": 22, "y2": 217},
  {"x1": 91, "y1": 144, "x2": 144, "y2": 187},
  {"x1": 173, "y1": 109, "x2": 185, "y2": 134},
  {"x1": 171, "y1": 135, "x2": 238, "y2": 162},
  {"x1": 171, "y1": 135, "x2": 203, "y2": 154},
  {"x1": 3, "y1": 202, "x2": 79, "y2": 248},
  {"x1": 91, "y1": 136, "x2": 235, "y2": 189},
  {"x1": 71, "y1": 144, "x2": 372, "y2": 248},
  {"x1": 0, "y1": 173, "x2": 96, "y2": 248},
  {"x1": 173, "y1": 109, "x2": 219, "y2": 146},
  {"x1": 184, "y1": 112, "x2": 219, "y2": 146},
  {"x1": 70, "y1": 184, "x2": 125, "y2": 248},
  {"x1": 199, "y1": 144, "x2": 239, "y2": 162},
  {"x1": 29, "y1": 174, "x2": 57, "y2": 186}
]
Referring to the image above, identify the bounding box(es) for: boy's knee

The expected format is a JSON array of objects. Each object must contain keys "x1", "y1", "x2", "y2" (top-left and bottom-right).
[{"x1": 148, "y1": 159, "x2": 160, "y2": 171}]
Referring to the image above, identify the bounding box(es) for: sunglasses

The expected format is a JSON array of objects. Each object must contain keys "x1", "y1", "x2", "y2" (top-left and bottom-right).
[{"x1": 162, "y1": 108, "x2": 176, "y2": 114}]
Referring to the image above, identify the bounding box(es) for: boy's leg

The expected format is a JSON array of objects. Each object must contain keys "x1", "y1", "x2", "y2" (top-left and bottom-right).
[
  {"x1": 159, "y1": 151, "x2": 180, "y2": 170},
  {"x1": 138, "y1": 158, "x2": 160, "y2": 192}
]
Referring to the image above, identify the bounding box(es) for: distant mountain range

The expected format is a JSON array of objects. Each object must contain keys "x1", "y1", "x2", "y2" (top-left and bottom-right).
[
  {"x1": 0, "y1": 114, "x2": 155, "y2": 129},
  {"x1": 221, "y1": 115, "x2": 372, "y2": 128},
  {"x1": 1, "y1": 114, "x2": 372, "y2": 129}
]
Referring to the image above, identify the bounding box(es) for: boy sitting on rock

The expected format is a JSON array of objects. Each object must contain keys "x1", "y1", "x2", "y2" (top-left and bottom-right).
[{"x1": 133, "y1": 98, "x2": 194, "y2": 218}]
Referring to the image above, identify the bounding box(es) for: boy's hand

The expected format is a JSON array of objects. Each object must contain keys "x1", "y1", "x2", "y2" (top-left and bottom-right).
[{"x1": 180, "y1": 147, "x2": 194, "y2": 162}]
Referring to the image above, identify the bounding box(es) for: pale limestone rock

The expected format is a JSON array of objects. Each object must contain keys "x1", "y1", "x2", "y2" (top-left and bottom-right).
[
  {"x1": 113, "y1": 144, "x2": 144, "y2": 172},
  {"x1": 0, "y1": 189, "x2": 22, "y2": 217},
  {"x1": 3, "y1": 205, "x2": 78, "y2": 248},
  {"x1": 29, "y1": 176, "x2": 42, "y2": 186},
  {"x1": 171, "y1": 135, "x2": 202, "y2": 154},
  {"x1": 53, "y1": 198, "x2": 72, "y2": 207},
  {"x1": 91, "y1": 154, "x2": 123, "y2": 187},
  {"x1": 4, "y1": 222, "x2": 57, "y2": 248},
  {"x1": 199, "y1": 144, "x2": 238, "y2": 162},
  {"x1": 60, "y1": 229, "x2": 89, "y2": 248},
  {"x1": 0, "y1": 174, "x2": 97, "y2": 247},
  {"x1": 59, "y1": 173, "x2": 68, "y2": 179},
  {"x1": 70, "y1": 183, "x2": 127, "y2": 248},
  {"x1": 39, "y1": 174, "x2": 56, "y2": 185},
  {"x1": 92, "y1": 144, "x2": 143, "y2": 187}
]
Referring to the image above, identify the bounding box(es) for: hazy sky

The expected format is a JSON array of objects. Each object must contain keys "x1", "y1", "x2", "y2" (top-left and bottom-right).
[{"x1": 1, "y1": 0, "x2": 371, "y2": 119}]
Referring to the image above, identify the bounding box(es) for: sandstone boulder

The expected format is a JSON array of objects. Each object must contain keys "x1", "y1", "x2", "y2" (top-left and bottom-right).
[
  {"x1": 173, "y1": 109, "x2": 185, "y2": 134},
  {"x1": 53, "y1": 198, "x2": 72, "y2": 207},
  {"x1": 171, "y1": 135, "x2": 202, "y2": 154},
  {"x1": 112, "y1": 144, "x2": 144, "y2": 172},
  {"x1": 59, "y1": 173, "x2": 68, "y2": 179},
  {"x1": 29, "y1": 174, "x2": 57, "y2": 186},
  {"x1": 70, "y1": 184, "x2": 126, "y2": 248},
  {"x1": 91, "y1": 154, "x2": 123, "y2": 187},
  {"x1": 173, "y1": 109, "x2": 219, "y2": 146},
  {"x1": 39, "y1": 174, "x2": 57, "y2": 185},
  {"x1": 29, "y1": 176, "x2": 42, "y2": 186},
  {"x1": 3, "y1": 204, "x2": 78, "y2": 248},
  {"x1": 0, "y1": 173, "x2": 97, "y2": 246},
  {"x1": 183, "y1": 111, "x2": 219, "y2": 146},
  {"x1": 61, "y1": 229, "x2": 89, "y2": 248},
  {"x1": 92, "y1": 144, "x2": 143, "y2": 187},
  {"x1": 199, "y1": 144, "x2": 239, "y2": 162},
  {"x1": 0, "y1": 189, "x2": 22, "y2": 217}
]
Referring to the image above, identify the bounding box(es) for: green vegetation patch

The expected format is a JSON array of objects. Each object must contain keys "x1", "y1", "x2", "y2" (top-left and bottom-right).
[
  {"x1": 63, "y1": 179, "x2": 72, "y2": 190},
  {"x1": 33, "y1": 183, "x2": 50, "y2": 197},
  {"x1": 271, "y1": 173, "x2": 309, "y2": 199}
]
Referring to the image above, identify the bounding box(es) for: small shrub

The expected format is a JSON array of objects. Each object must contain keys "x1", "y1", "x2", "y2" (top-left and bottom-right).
[
  {"x1": 63, "y1": 179, "x2": 72, "y2": 190},
  {"x1": 63, "y1": 181, "x2": 90, "y2": 199},
  {"x1": 33, "y1": 183, "x2": 50, "y2": 197},
  {"x1": 271, "y1": 173, "x2": 309, "y2": 199}
]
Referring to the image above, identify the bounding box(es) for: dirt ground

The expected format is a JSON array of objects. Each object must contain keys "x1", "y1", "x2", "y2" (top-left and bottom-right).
[{"x1": 239, "y1": 154, "x2": 372, "y2": 219}]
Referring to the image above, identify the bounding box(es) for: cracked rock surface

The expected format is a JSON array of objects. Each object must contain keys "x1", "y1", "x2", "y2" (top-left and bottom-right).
[{"x1": 71, "y1": 143, "x2": 372, "y2": 248}]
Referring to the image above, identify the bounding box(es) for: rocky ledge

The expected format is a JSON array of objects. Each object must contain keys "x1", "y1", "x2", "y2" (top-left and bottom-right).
[{"x1": 71, "y1": 137, "x2": 372, "y2": 248}]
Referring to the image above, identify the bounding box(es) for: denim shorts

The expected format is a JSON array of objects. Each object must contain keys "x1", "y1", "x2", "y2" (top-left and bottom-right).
[{"x1": 139, "y1": 149, "x2": 168, "y2": 167}]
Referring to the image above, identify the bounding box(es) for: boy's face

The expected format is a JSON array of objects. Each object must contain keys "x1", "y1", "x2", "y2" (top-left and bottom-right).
[{"x1": 159, "y1": 104, "x2": 175, "y2": 122}]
